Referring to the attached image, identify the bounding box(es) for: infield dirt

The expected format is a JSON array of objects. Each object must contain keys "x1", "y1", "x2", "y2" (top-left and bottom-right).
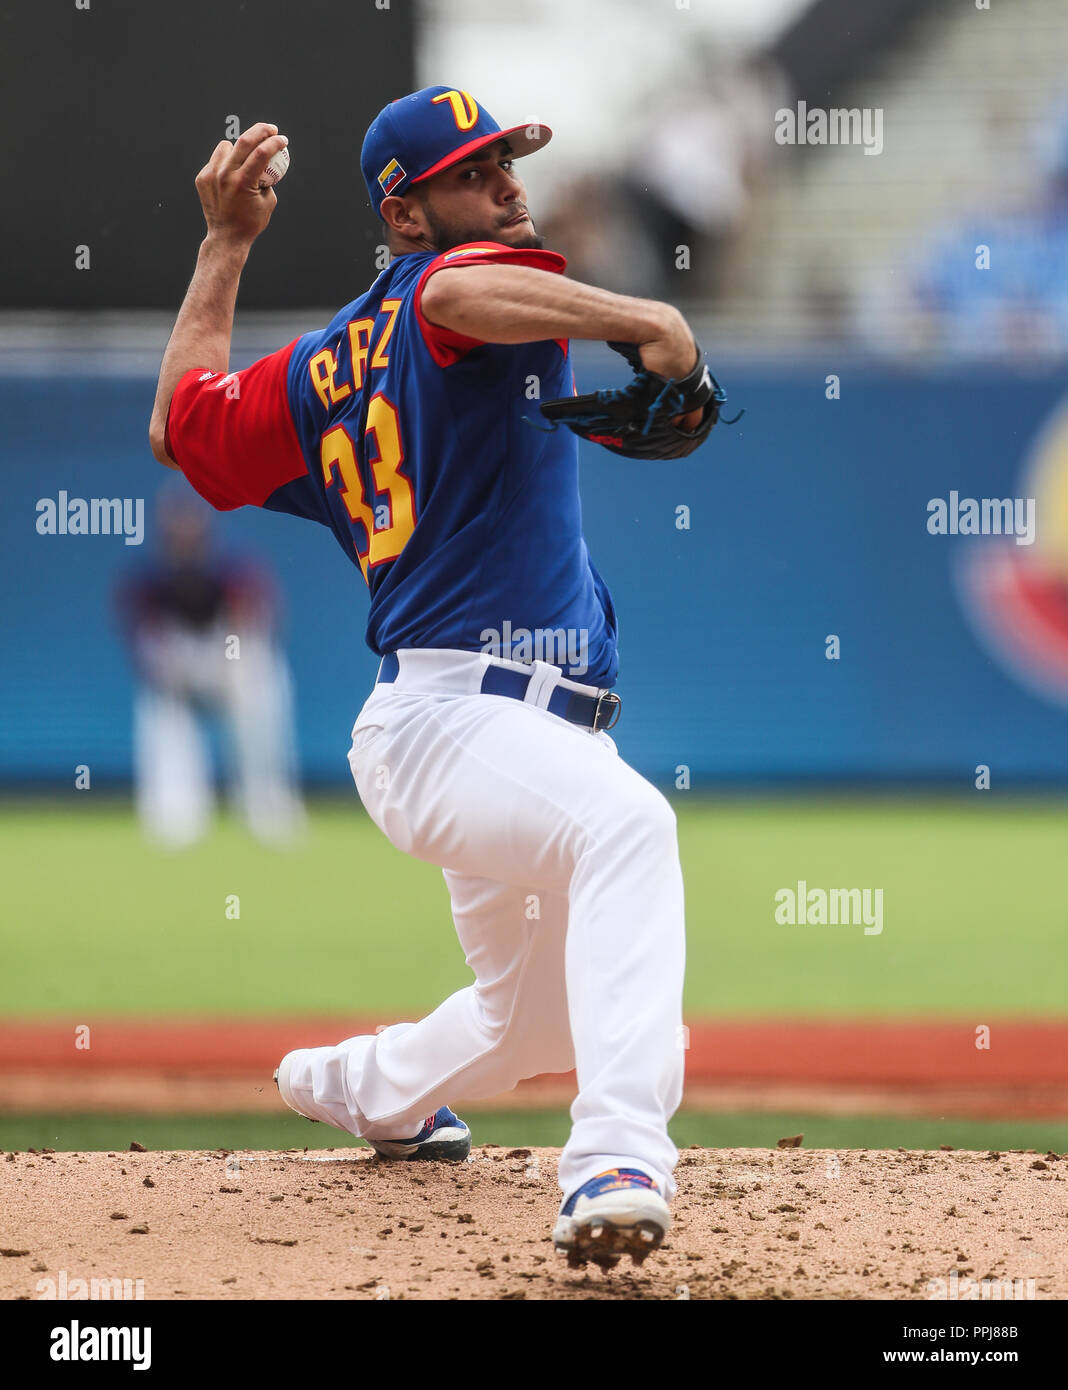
[{"x1": 1, "y1": 1146, "x2": 1063, "y2": 1301}]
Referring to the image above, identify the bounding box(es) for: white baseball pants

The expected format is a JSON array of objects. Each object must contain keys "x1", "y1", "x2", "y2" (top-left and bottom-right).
[{"x1": 284, "y1": 649, "x2": 686, "y2": 1201}]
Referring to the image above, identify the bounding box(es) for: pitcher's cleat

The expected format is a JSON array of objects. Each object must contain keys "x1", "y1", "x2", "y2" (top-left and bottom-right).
[
  {"x1": 552, "y1": 1168, "x2": 671, "y2": 1270},
  {"x1": 274, "y1": 1056, "x2": 470, "y2": 1159},
  {"x1": 367, "y1": 1106, "x2": 472, "y2": 1162}
]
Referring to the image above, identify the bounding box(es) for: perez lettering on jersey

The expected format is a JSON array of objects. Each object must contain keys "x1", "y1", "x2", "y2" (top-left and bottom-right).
[{"x1": 308, "y1": 298, "x2": 403, "y2": 408}]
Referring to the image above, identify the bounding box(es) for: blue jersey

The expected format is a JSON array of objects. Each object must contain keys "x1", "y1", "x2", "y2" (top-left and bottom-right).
[{"x1": 165, "y1": 241, "x2": 618, "y2": 685}]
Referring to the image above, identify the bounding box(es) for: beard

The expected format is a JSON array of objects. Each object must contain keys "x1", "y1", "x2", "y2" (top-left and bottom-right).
[{"x1": 422, "y1": 200, "x2": 545, "y2": 252}]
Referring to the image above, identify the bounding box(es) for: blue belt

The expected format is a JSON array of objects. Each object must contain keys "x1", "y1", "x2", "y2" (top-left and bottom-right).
[{"x1": 376, "y1": 652, "x2": 622, "y2": 733}]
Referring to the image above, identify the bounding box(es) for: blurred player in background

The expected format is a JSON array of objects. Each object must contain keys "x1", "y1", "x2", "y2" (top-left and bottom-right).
[{"x1": 116, "y1": 487, "x2": 304, "y2": 848}]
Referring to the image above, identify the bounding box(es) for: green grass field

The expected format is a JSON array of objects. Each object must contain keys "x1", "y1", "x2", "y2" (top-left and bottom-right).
[
  {"x1": 2, "y1": 796, "x2": 1066, "y2": 1018},
  {"x1": 3, "y1": 798, "x2": 1065, "y2": 1152},
  {"x1": 4, "y1": 1110, "x2": 1068, "y2": 1155}
]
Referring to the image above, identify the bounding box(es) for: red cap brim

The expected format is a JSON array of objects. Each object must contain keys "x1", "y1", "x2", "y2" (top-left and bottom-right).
[{"x1": 410, "y1": 122, "x2": 553, "y2": 185}]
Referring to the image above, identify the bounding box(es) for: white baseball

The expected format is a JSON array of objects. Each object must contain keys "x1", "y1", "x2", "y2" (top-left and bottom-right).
[{"x1": 259, "y1": 144, "x2": 290, "y2": 188}]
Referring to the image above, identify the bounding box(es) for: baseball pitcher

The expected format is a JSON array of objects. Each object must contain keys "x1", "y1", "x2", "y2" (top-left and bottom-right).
[{"x1": 149, "y1": 87, "x2": 729, "y2": 1269}]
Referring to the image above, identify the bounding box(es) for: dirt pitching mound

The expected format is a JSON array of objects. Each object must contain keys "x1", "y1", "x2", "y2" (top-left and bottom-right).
[{"x1": 1, "y1": 1146, "x2": 1063, "y2": 1301}]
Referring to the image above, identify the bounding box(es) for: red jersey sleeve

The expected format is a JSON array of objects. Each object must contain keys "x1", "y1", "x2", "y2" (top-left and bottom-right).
[
  {"x1": 163, "y1": 339, "x2": 307, "y2": 511},
  {"x1": 413, "y1": 241, "x2": 569, "y2": 367}
]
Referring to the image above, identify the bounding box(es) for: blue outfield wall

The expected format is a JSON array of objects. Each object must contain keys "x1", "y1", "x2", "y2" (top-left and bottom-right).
[{"x1": 3, "y1": 359, "x2": 1068, "y2": 787}]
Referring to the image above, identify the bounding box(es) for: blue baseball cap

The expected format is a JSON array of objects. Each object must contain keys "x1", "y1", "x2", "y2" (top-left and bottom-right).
[{"x1": 361, "y1": 85, "x2": 552, "y2": 217}]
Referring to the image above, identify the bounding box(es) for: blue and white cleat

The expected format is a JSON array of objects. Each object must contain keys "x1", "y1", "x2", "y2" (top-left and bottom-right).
[
  {"x1": 367, "y1": 1106, "x2": 472, "y2": 1162},
  {"x1": 273, "y1": 1060, "x2": 470, "y2": 1161},
  {"x1": 553, "y1": 1168, "x2": 671, "y2": 1270}
]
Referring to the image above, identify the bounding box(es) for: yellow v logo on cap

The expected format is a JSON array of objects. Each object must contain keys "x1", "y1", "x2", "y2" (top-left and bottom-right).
[{"x1": 431, "y1": 89, "x2": 480, "y2": 131}]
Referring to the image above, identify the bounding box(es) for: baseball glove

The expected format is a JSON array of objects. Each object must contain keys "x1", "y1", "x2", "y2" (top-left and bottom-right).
[{"x1": 537, "y1": 340, "x2": 738, "y2": 460}]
